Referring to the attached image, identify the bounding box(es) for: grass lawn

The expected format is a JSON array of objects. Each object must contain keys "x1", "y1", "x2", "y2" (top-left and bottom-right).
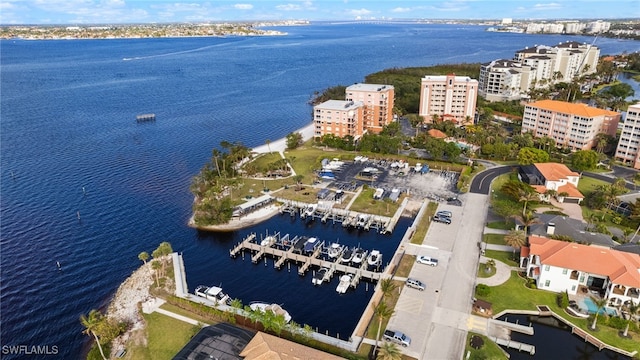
[
  {"x1": 364, "y1": 279, "x2": 405, "y2": 340},
  {"x1": 349, "y1": 186, "x2": 400, "y2": 216},
  {"x1": 483, "y1": 233, "x2": 506, "y2": 245},
  {"x1": 477, "y1": 272, "x2": 640, "y2": 354},
  {"x1": 464, "y1": 332, "x2": 507, "y2": 359},
  {"x1": 477, "y1": 262, "x2": 496, "y2": 278},
  {"x1": 577, "y1": 176, "x2": 610, "y2": 197},
  {"x1": 486, "y1": 221, "x2": 513, "y2": 230},
  {"x1": 124, "y1": 312, "x2": 200, "y2": 360},
  {"x1": 484, "y1": 250, "x2": 518, "y2": 267},
  {"x1": 251, "y1": 152, "x2": 285, "y2": 170},
  {"x1": 410, "y1": 202, "x2": 438, "y2": 244}
]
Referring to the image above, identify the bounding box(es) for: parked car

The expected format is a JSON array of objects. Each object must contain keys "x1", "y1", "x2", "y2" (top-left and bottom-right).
[
  {"x1": 433, "y1": 214, "x2": 451, "y2": 224},
  {"x1": 383, "y1": 329, "x2": 411, "y2": 347},
  {"x1": 405, "y1": 278, "x2": 425, "y2": 291},
  {"x1": 436, "y1": 210, "x2": 452, "y2": 218},
  {"x1": 417, "y1": 256, "x2": 438, "y2": 266}
]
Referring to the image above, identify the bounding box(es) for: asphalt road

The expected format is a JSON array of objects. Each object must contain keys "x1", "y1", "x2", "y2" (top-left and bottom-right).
[{"x1": 469, "y1": 166, "x2": 514, "y2": 194}]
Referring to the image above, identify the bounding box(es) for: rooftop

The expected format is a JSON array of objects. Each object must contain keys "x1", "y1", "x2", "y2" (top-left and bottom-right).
[
  {"x1": 526, "y1": 100, "x2": 619, "y2": 118},
  {"x1": 533, "y1": 162, "x2": 579, "y2": 182},
  {"x1": 346, "y1": 83, "x2": 394, "y2": 92}
]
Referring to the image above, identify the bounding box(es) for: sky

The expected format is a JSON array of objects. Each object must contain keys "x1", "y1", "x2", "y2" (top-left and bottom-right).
[{"x1": 1, "y1": 0, "x2": 639, "y2": 25}]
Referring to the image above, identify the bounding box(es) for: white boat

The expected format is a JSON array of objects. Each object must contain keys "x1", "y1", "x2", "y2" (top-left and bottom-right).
[
  {"x1": 357, "y1": 214, "x2": 370, "y2": 228},
  {"x1": 260, "y1": 235, "x2": 276, "y2": 247},
  {"x1": 352, "y1": 248, "x2": 366, "y2": 265},
  {"x1": 302, "y1": 204, "x2": 317, "y2": 219},
  {"x1": 249, "y1": 302, "x2": 292, "y2": 323},
  {"x1": 312, "y1": 267, "x2": 329, "y2": 285},
  {"x1": 339, "y1": 247, "x2": 354, "y2": 263},
  {"x1": 336, "y1": 274, "x2": 352, "y2": 294},
  {"x1": 367, "y1": 249, "x2": 382, "y2": 266},
  {"x1": 194, "y1": 285, "x2": 231, "y2": 305},
  {"x1": 327, "y1": 243, "x2": 344, "y2": 259}
]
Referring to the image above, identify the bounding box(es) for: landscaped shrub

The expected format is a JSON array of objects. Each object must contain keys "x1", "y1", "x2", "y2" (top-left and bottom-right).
[
  {"x1": 556, "y1": 291, "x2": 569, "y2": 308},
  {"x1": 476, "y1": 284, "x2": 491, "y2": 297},
  {"x1": 606, "y1": 315, "x2": 627, "y2": 330}
]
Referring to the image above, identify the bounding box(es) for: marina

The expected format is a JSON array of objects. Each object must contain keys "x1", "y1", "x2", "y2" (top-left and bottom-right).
[{"x1": 229, "y1": 232, "x2": 387, "y2": 293}]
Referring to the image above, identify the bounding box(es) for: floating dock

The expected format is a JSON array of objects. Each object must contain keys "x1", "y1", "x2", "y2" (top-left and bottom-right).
[{"x1": 230, "y1": 232, "x2": 385, "y2": 291}]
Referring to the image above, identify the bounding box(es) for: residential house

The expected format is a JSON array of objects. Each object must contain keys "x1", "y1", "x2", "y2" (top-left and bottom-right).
[
  {"x1": 520, "y1": 100, "x2": 620, "y2": 151},
  {"x1": 517, "y1": 214, "x2": 617, "y2": 247},
  {"x1": 615, "y1": 103, "x2": 640, "y2": 169},
  {"x1": 345, "y1": 83, "x2": 395, "y2": 134},
  {"x1": 419, "y1": 74, "x2": 478, "y2": 126},
  {"x1": 521, "y1": 235, "x2": 640, "y2": 308},
  {"x1": 518, "y1": 162, "x2": 584, "y2": 204}
]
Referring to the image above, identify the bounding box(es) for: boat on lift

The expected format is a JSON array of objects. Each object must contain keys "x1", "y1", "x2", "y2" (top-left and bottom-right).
[
  {"x1": 351, "y1": 248, "x2": 366, "y2": 265},
  {"x1": 327, "y1": 242, "x2": 344, "y2": 259},
  {"x1": 260, "y1": 235, "x2": 276, "y2": 247},
  {"x1": 339, "y1": 247, "x2": 354, "y2": 263},
  {"x1": 367, "y1": 249, "x2": 382, "y2": 266}
]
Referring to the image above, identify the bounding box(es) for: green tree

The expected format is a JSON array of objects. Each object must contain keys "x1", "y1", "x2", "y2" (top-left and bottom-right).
[
  {"x1": 138, "y1": 251, "x2": 149, "y2": 265},
  {"x1": 622, "y1": 302, "x2": 639, "y2": 337},
  {"x1": 504, "y1": 230, "x2": 526, "y2": 251},
  {"x1": 517, "y1": 147, "x2": 549, "y2": 165},
  {"x1": 80, "y1": 310, "x2": 108, "y2": 360},
  {"x1": 151, "y1": 260, "x2": 161, "y2": 287},
  {"x1": 571, "y1": 150, "x2": 598, "y2": 174},
  {"x1": 265, "y1": 139, "x2": 272, "y2": 153},
  {"x1": 293, "y1": 174, "x2": 304, "y2": 190},
  {"x1": 373, "y1": 301, "x2": 395, "y2": 355},
  {"x1": 377, "y1": 340, "x2": 402, "y2": 360},
  {"x1": 590, "y1": 296, "x2": 608, "y2": 330},
  {"x1": 285, "y1": 132, "x2": 303, "y2": 150},
  {"x1": 379, "y1": 278, "x2": 397, "y2": 299}
]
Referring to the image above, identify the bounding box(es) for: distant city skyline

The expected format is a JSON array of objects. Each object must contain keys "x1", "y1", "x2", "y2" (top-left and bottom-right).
[{"x1": 1, "y1": 0, "x2": 638, "y2": 25}]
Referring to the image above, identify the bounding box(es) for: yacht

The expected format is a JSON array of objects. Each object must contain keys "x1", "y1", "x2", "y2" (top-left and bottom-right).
[
  {"x1": 312, "y1": 267, "x2": 329, "y2": 285},
  {"x1": 194, "y1": 285, "x2": 231, "y2": 305},
  {"x1": 336, "y1": 274, "x2": 352, "y2": 294},
  {"x1": 351, "y1": 248, "x2": 366, "y2": 265},
  {"x1": 249, "y1": 302, "x2": 292, "y2": 323},
  {"x1": 260, "y1": 235, "x2": 276, "y2": 247},
  {"x1": 327, "y1": 243, "x2": 344, "y2": 259},
  {"x1": 339, "y1": 247, "x2": 354, "y2": 263},
  {"x1": 367, "y1": 249, "x2": 382, "y2": 266}
]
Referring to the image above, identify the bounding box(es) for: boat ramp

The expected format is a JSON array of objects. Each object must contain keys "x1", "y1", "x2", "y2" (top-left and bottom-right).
[
  {"x1": 229, "y1": 232, "x2": 385, "y2": 291},
  {"x1": 276, "y1": 199, "x2": 403, "y2": 234}
]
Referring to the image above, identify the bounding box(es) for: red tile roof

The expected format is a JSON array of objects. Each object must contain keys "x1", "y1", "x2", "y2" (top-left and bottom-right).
[
  {"x1": 527, "y1": 100, "x2": 620, "y2": 118},
  {"x1": 557, "y1": 183, "x2": 584, "y2": 199},
  {"x1": 534, "y1": 162, "x2": 579, "y2": 181},
  {"x1": 528, "y1": 235, "x2": 640, "y2": 288},
  {"x1": 428, "y1": 129, "x2": 448, "y2": 139}
]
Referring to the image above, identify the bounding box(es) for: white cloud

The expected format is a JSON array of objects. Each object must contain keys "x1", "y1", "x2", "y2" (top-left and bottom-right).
[
  {"x1": 276, "y1": 4, "x2": 302, "y2": 11},
  {"x1": 533, "y1": 2, "x2": 562, "y2": 10},
  {"x1": 391, "y1": 7, "x2": 412, "y2": 13},
  {"x1": 234, "y1": 3, "x2": 253, "y2": 10},
  {"x1": 348, "y1": 8, "x2": 372, "y2": 16}
]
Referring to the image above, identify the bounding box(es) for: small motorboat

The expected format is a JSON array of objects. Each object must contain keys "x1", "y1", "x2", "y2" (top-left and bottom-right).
[
  {"x1": 303, "y1": 237, "x2": 319, "y2": 253},
  {"x1": 302, "y1": 204, "x2": 317, "y2": 219},
  {"x1": 194, "y1": 285, "x2": 231, "y2": 305},
  {"x1": 339, "y1": 247, "x2": 354, "y2": 263},
  {"x1": 356, "y1": 214, "x2": 370, "y2": 228},
  {"x1": 312, "y1": 267, "x2": 329, "y2": 285},
  {"x1": 327, "y1": 243, "x2": 343, "y2": 259},
  {"x1": 336, "y1": 274, "x2": 352, "y2": 294},
  {"x1": 260, "y1": 235, "x2": 276, "y2": 247},
  {"x1": 367, "y1": 249, "x2": 382, "y2": 266},
  {"x1": 249, "y1": 302, "x2": 292, "y2": 323},
  {"x1": 351, "y1": 248, "x2": 366, "y2": 265}
]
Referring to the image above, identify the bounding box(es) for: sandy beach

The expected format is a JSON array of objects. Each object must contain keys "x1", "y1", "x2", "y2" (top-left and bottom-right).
[{"x1": 251, "y1": 122, "x2": 315, "y2": 154}]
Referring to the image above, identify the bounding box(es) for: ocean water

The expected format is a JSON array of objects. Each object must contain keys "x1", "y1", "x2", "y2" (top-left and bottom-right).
[{"x1": 1, "y1": 22, "x2": 639, "y2": 359}]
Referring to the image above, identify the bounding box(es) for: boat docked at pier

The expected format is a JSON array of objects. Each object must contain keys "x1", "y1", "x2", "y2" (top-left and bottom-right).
[
  {"x1": 301, "y1": 204, "x2": 317, "y2": 219},
  {"x1": 260, "y1": 235, "x2": 276, "y2": 247},
  {"x1": 194, "y1": 285, "x2": 231, "y2": 305},
  {"x1": 367, "y1": 249, "x2": 382, "y2": 266},
  {"x1": 351, "y1": 248, "x2": 366, "y2": 265},
  {"x1": 249, "y1": 302, "x2": 292, "y2": 323},
  {"x1": 336, "y1": 274, "x2": 352, "y2": 294},
  {"x1": 303, "y1": 237, "x2": 319, "y2": 253},
  {"x1": 339, "y1": 247, "x2": 354, "y2": 263},
  {"x1": 327, "y1": 243, "x2": 344, "y2": 259},
  {"x1": 312, "y1": 267, "x2": 329, "y2": 285}
]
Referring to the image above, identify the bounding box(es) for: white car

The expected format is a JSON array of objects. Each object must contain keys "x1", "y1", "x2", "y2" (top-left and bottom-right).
[{"x1": 417, "y1": 256, "x2": 438, "y2": 266}]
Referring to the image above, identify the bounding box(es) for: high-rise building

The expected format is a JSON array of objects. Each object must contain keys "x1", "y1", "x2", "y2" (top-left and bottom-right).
[
  {"x1": 521, "y1": 100, "x2": 620, "y2": 151},
  {"x1": 615, "y1": 103, "x2": 640, "y2": 169},
  {"x1": 418, "y1": 74, "x2": 478, "y2": 125},
  {"x1": 313, "y1": 100, "x2": 364, "y2": 139},
  {"x1": 345, "y1": 83, "x2": 395, "y2": 134}
]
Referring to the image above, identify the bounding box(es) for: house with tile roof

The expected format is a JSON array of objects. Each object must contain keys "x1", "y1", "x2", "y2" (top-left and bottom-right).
[
  {"x1": 427, "y1": 128, "x2": 448, "y2": 139},
  {"x1": 521, "y1": 235, "x2": 640, "y2": 308},
  {"x1": 240, "y1": 331, "x2": 344, "y2": 360},
  {"x1": 521, "y1": 100, "x2": 620, "y2": 151},
  {"x1": 518, "y1": 162, "x2": 584, "y2": 204}
]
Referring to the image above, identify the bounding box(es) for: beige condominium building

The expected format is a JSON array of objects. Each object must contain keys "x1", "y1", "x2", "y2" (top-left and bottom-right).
[
  {"x1": 615, "y1": 103, "x2": 640, "y2": 169},
  {"x1": 418, "y1": 74, "x2": 478, "y2": 126},
  {"x1": 521, "y1": 100, "x2": 620, "y2": 151},
  {"x1": 345, "y1": 83, "x2": 395, "y2": 134},
  {"x1": 313, "y1": 100, "x2": 364, "y2": 139}
]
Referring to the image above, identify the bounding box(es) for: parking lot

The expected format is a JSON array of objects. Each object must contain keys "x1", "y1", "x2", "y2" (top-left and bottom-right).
[{"x1": 322, "y1": 158, "x2": 460, "y2": 203}]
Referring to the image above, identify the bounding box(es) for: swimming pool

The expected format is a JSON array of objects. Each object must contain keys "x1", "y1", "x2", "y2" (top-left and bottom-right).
[{"x1": 579, "y1": 297, "x2": 618, "y2": 316}]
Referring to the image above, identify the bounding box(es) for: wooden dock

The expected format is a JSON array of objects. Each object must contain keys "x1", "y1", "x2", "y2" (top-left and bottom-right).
[
  {"x1": 491, "y1": 337, "x2": 535, "y2": 355},
  {"x1": 229, "y1": 233, "x2": 385, "y2": 289}
]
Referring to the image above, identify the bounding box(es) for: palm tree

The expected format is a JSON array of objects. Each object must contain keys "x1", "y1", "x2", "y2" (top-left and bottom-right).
[
  {"x1": 377, "y1": 341, "x2": 402, "y2": 360},
  {"x1": 622, "y1": 302, "x2": 639, "y2": 337},
  {"x1": 138, "y1": 251, "x2": 149, "y2": 265},
  {"x1": 265, "y1": 139, "x2": 272, "y2": 153},
  {"x1": 230, "y1": 298, "x2": 244, "y2": 325},
  {"x1": 504, "y1": 230, "x2": 526, "y2": 251},
  {"x1": 486, "y1": 259, "x2": 496, "y2": 272},
  {"x1": 80, "y1": 310, "x2": 108, "y2": 360},
  {"x1": 379, "y1": 278, "x2": 397, "y2": 299},
  {"x1": 511, "y1": 211, "x2": 539, "y2": 235},
  {"x1": 151, "y1": 260, "x2": 161, "y2": 287},
  {"x1": 590, "y1": 296, "x2": 608, "y2": 330},
  {"x1": 373, "y1": 301, "x2": 395, "y2": 355},
  {"x1": 518, "y1": 190, "x2": 539, "y2": 217}
]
